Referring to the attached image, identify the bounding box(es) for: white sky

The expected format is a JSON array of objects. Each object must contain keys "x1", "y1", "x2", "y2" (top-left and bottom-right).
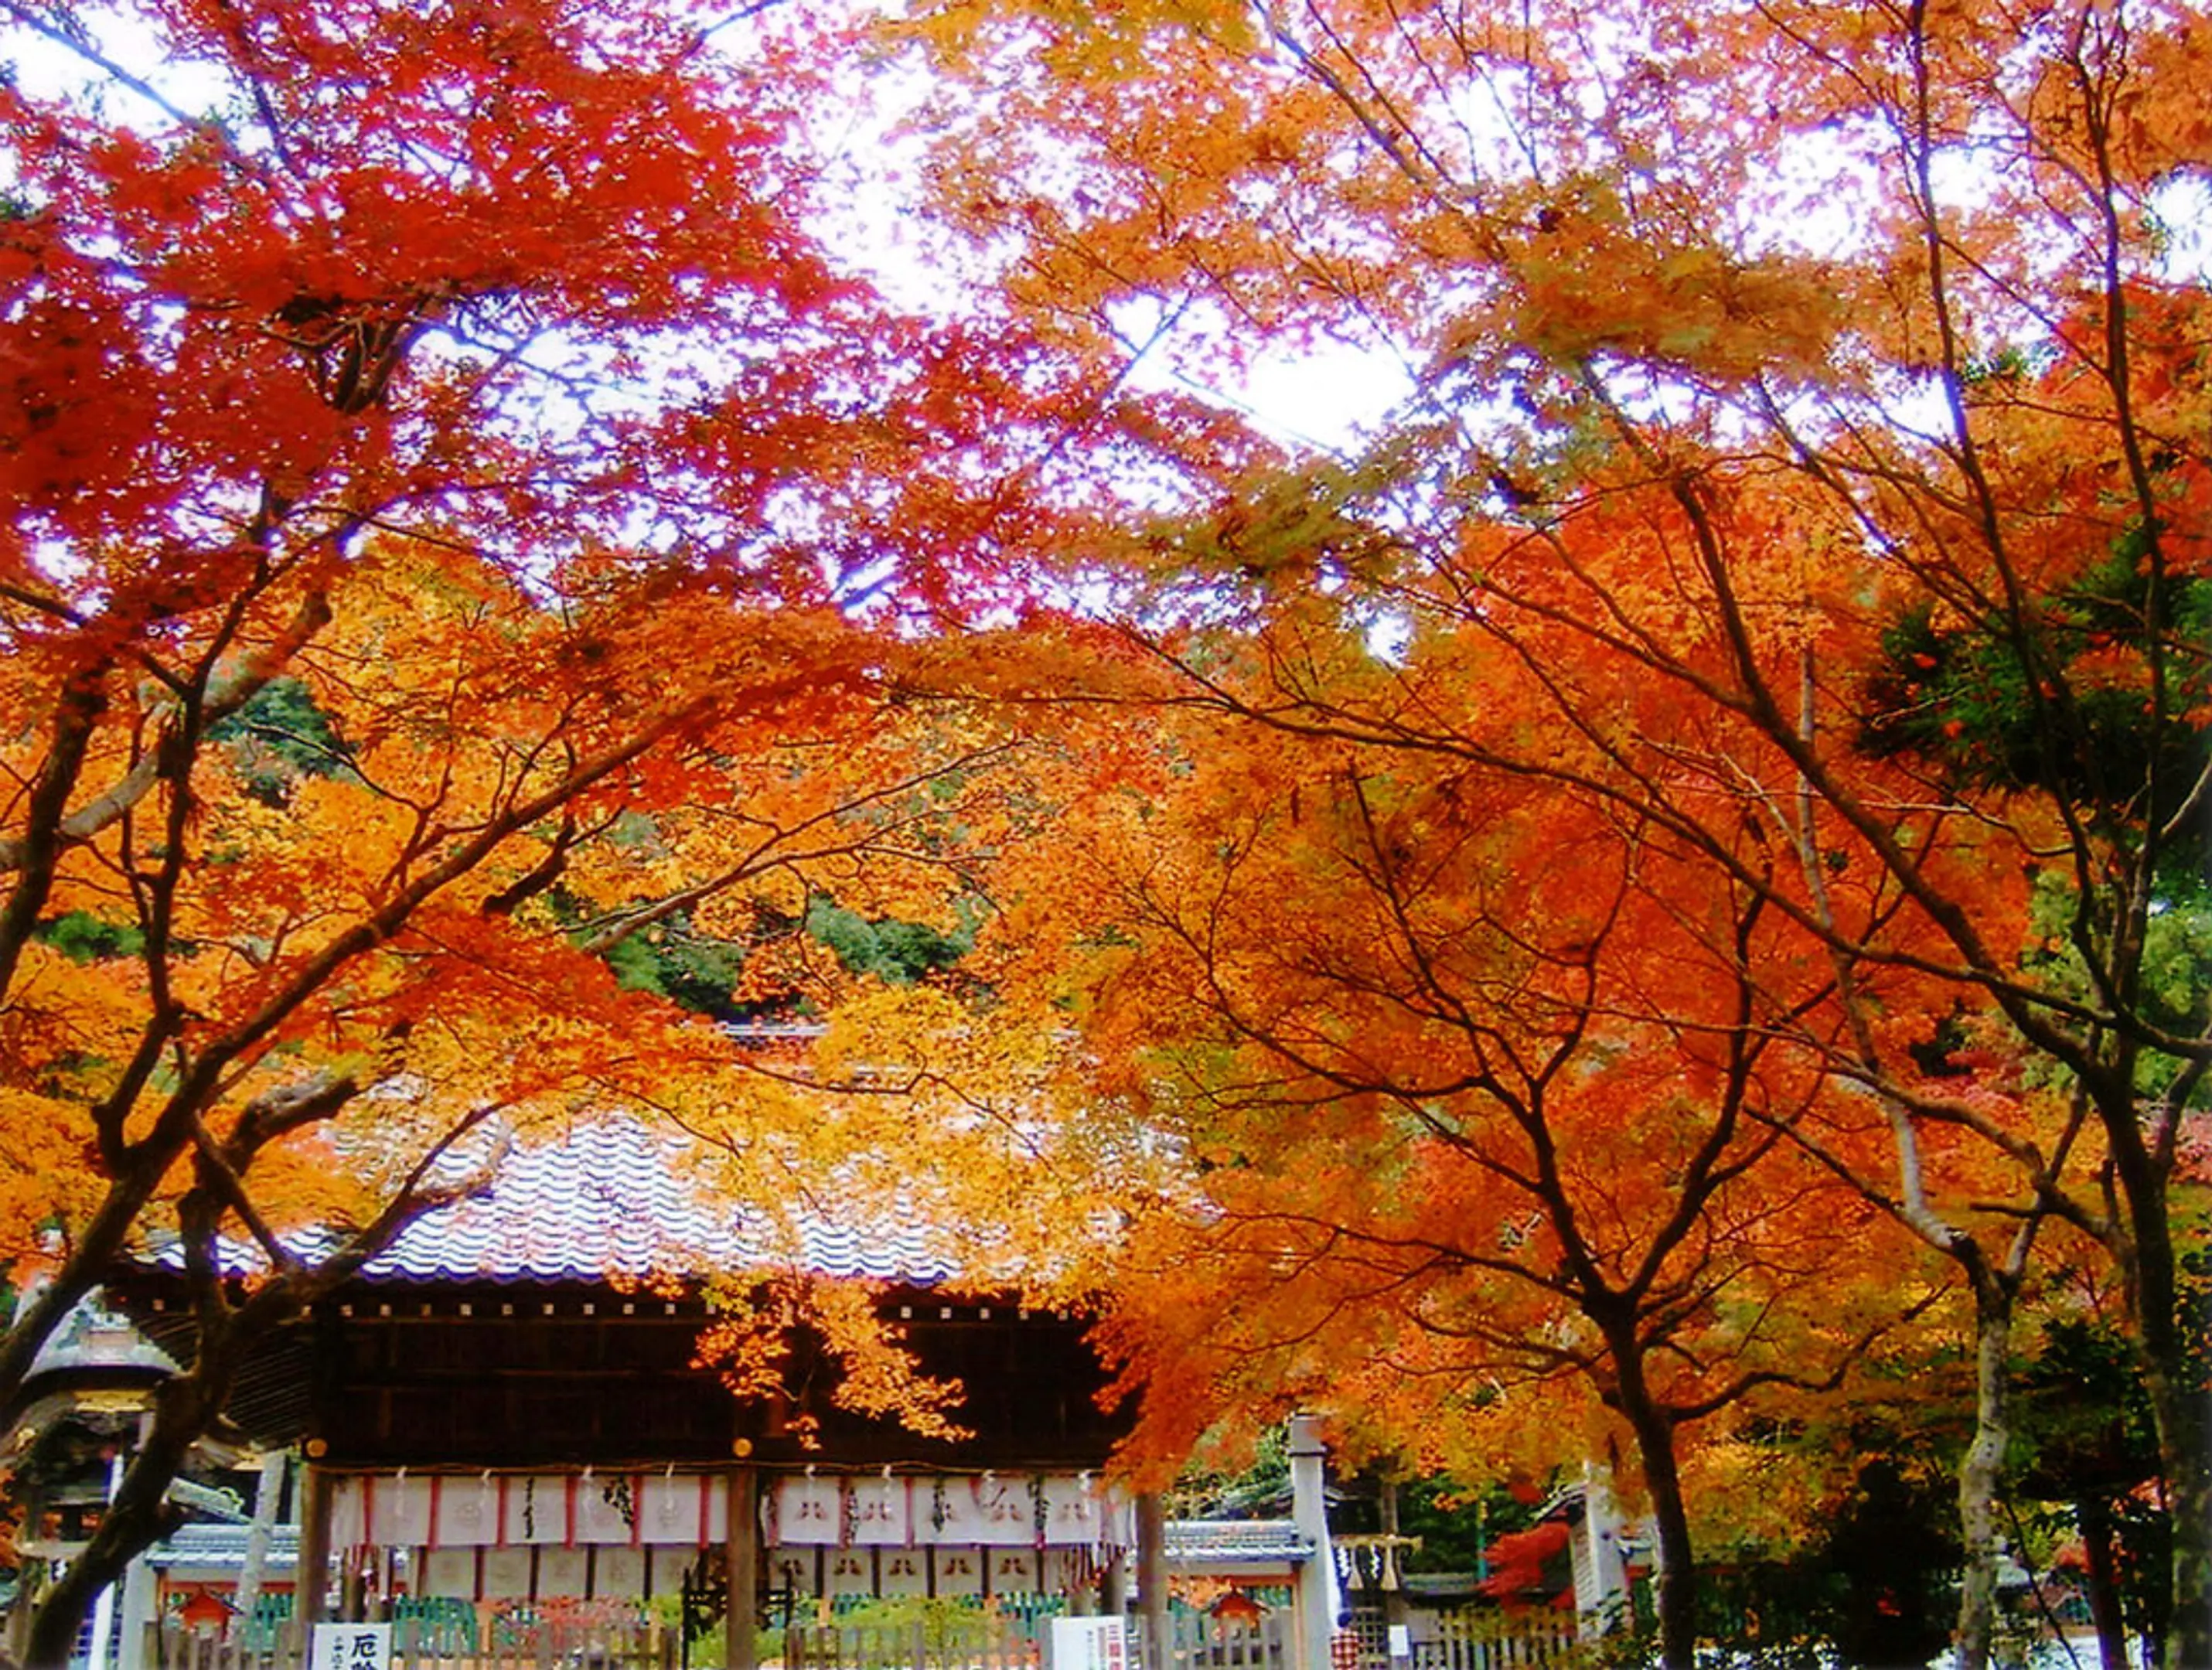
[{"x1": 9, "y1": 4, "x2": 2202, "y2": 472}]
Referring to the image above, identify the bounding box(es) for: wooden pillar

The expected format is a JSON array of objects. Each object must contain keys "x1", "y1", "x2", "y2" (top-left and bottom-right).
[
  {"x1": 1136, "y1": 1494, "x2": 1169, "y2": 1670},
  {"x1": 1379, "y1": 1477, "x2": 1408, "y2": 1665},
  {"x1": 297, "y1": 1461, "x2": 335, "y2": 1626},
  {"x1": 724, "y1": 1467, "x2": 760, "y2": 1670}
]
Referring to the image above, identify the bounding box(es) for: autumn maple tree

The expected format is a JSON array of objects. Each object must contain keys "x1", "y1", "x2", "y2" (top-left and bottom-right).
[
  {"x1": 909, "y1": 0, "x2": 2212, "y2": 1664},
  {"x1": 989, "y1": 679, "x2": 1972, "y2": 1665},
  {"x1": 0, "y1": 0, "x2": 1123, "y2": 1660},
  {"x1": 6, "y1": 0, "x2": 2206, "y2": 1665}
]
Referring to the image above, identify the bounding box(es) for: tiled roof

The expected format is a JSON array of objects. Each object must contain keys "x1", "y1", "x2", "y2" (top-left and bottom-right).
[
  {"x1": 146, "y1": 1522, "x2": 300, "y2": 1570},
  {"x1": 352, "y1": 1119, "x2": 959, "y2": 1287},
  {"x1": 1165, "y1": 1519, "x2": 1315, "y2": 1563},
  {"x1": 26, "y1": 1298, "x2": 180, "y2": 1379}
]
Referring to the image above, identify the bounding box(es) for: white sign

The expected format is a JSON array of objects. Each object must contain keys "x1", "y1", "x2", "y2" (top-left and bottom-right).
[
  {"x1": 1049, "y1": 1617, "x2": 1129, "y2": 1670},
  {"x1": 311, "y1": 1624, "x2": 391, "y2": 1670}
]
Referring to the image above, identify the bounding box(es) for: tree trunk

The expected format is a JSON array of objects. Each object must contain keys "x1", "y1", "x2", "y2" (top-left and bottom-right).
[
  {"x1": 2142, "y1": 1357, "x2": 2208, "y2": 1670},
  {"x1": 1607, "y1": 1351, "x2": 1697, "y2": 1670},
  {"x1": 1638, "y1": 1440, "x2": 1698, "y2": 1670},
  {"x1": 2077, "y1": 1499, "x2": 2130, "y2": 1670},
  {"x1": 2108, "y1": 1109, "x2": 2207, "y2": 1670},
  {"x1": 1954, "y1": 1276, "x2": 2013, "y2": 1670}
]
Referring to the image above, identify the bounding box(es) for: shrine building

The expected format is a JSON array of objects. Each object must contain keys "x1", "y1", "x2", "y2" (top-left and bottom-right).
[{"x1": 86, "y1": 1120, "x2": 1335, "y2": 1670}]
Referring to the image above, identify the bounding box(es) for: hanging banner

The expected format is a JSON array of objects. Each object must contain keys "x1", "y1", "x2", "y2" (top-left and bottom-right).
[
  {"x1": 850, "y1": 1475, "x2": 910, "y2": 1546},
  {"x1": 640, "y1": 1474, "x2": 706, "y2": 1546},
  {"x1": 769, "y1": 1548, "x2": 817, "y2": 1598},
  {"x1": 507, "y1": 1475, "x2": 571, "y2": 1545},
  {"x1": 537, "y1": 1546, "x2": 588, "y2": 1597},
  {"x1": 1041, "y1": 1477, "x2": 1104, "y2": 1548},
  {"x1": 366, "y1": 1475, "x2": 432, "y2": 1548},
  {"x1": 432, "y1": 1477, "x2": 499, "y2": 1546},
  {"x1": 826, "y1": 1549, "x2": 872, "y2": 1597},
  {"x1": 880, "y1": 1549, "x2": 928, "y2": 1595},
  {"x1": 574, "y1": 1474, "x2": 640, "y2": 1544},
  {"x1": 987, "y1": 1548, "x2": 1039, "y2": 1593},
  {"x1": 776, "y1": 1474, "x2": 841, "y2": 1546},
  {"x1": 922, "y1": 1477, "x2": 987, "y2": 1543},
  {"x1": 481, "y1": 1548, "x2": 531, "y2": 1598},
  {"x1": 932, "y1": 1546, "x2": 984, "y2": 1597},
  {"x1": 328, "y1": 1478, "x2": 366, "y2": 1550},
  {"x1": 421, "y1": 1549, "x2": 477, "y2": 1600},
  {"x1": 596, "y1": 1547, "x2": 646, "y2": 1598},
  {"x1": 329, "y1": 1468, "x2": 1123, "y2": 1559},
  {"x1": 1096, "y1": 1488, "x2": 1137, "y2": 1554},
  {"x1": 973, "y1": 1475, "x2": 1034, "y2": 1546}
]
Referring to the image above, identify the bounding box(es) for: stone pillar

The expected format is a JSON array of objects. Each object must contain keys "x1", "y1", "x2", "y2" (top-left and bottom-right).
[
  {"x1": 296, "y1": 1461, "x2": 334, "y2": 1626},
  {"x1": 724, "y1": 1467, "x2": 760, "y2": 1670},
  {"x1": 1287, "y1": 1415, "x2": 1336, "y2": 1670},
  {"x1": 114, "y1": 1549, "x2": 157, "y2": 1670},
  {"x1": 233, "y1": 1449, "x2": 291, "y2": 1635},
  {"x1": 87, "y1": 1447, "x2": 126, "y2": 1670},
  {"x1": 1577, "y1": 1464, "x2": 1625, "y2": 1633},
  {"x1": 1135, "y1": 1493, "x2": 1170, "y2": 1670},
  {"x1": 1102, "y1": 1550, "x2": 1129, "y2": 1617}
]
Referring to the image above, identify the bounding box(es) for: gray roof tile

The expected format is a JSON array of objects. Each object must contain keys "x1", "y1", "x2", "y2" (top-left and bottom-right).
[{"x1": 353, "y1": 1120, "x2": 958, "y2": 1287}]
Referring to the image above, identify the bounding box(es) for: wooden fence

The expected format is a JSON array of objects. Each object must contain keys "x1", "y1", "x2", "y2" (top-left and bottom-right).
[
  {"x1": 1408, "y1": 1610, "x2": 1582, "y2": 1670},
  {"x1": 145, "y1": 1616, "x2": 680, "y2": 1670},
  {"x1": 784, "y1": 1617, "x2": 1035, "y2": 1670},
  {"x1": 140, "y1": 1608, "x2": 1290, "y2": 1670},
  {"x1": 1149, "y1": 1610, "x2": 1291, "y2": 1670}
]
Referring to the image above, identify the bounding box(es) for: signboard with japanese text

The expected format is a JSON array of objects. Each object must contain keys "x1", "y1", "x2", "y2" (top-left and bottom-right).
[
  {"x1": 1049, "y1": 1617, "x2": 1128, "y2": 1670},
  {"x1": 310, "y1": 1624, "x2": 391, "y2": 1670}
]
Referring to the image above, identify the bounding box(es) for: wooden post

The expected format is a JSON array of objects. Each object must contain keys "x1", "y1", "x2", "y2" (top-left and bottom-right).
[
  {"x1": 1379, "y1": 1476, "x2": 1408, "y2": 1658},
  {"x1": 1136, "y1": 1494, "x2": 1169, "y2": 1670},
  {"x1": 1102, "y1": 1551, "x2": 1129, "y2": 1618},
  {"x1": 297, "y1": 1461, "x2": 334, "y2": 1627},
  {"x1": 1287, "y1": 1416, "x2": 1334, "y2": 1670},
  {"x1": 724, "y1": 1467, "x2": 759, "y2": 1670}
]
